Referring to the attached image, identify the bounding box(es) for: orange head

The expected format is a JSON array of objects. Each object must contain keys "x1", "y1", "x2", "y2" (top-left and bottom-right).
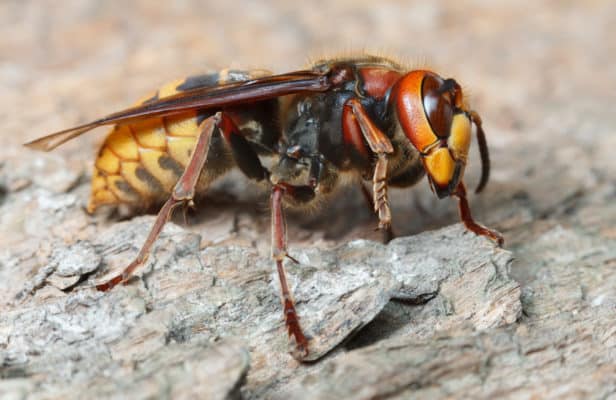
[{"x1": 391, "y1": 70, "x2": 490, "y2": 198}]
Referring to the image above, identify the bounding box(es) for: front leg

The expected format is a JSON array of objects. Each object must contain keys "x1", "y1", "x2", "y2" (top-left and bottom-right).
[
  {"x1": 372, "y1": 153, "x2": 391, "y2": 230},
  {"x1": 359, "y1": 182, "x2": 394, "y2": 242},
  {"x1": 345, "y1": 98, "x2": 394, "y2": 230},
  {"x1": 455, "y1": 182, "x2": 504, "y2": 246}
]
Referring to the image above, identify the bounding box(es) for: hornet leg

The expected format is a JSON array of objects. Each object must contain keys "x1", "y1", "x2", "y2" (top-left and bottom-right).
[
  {"x1": 455, "y1": 182, "x2": 504, "y2": 246},
  {"x1": 97, "y1": 112, "x2": 269, "y2": 291},
  {"x1": 97, "y1": 113, "x2": 220, "y2": 291},
  {"x1": 271, "y1": 184, "x2": 312, "y2": 358},
  {"x1": 359, "y1": 182, "x2": 395, "y2": 243},
  {"x1": 345, "y1": 98, "x2": 394, "y2": 230}
]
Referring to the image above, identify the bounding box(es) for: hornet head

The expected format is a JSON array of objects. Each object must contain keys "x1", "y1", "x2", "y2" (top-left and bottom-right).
[{"x1": 391, "y1": 70, "x2": 490, "y2": 198}]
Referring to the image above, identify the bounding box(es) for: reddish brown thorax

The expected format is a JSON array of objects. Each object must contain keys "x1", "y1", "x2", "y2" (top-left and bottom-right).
[{"x1": 359, "y1": 67, "x2": 402, "y2": 99}]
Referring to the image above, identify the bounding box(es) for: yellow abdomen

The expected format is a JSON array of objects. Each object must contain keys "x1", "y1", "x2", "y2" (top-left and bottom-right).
[
  {"x1": 88, "y1": 69, "x2": 272, "y2": 212},
  {"x1": 89, "y1": 110, "x2": 202, "y2": 212}
]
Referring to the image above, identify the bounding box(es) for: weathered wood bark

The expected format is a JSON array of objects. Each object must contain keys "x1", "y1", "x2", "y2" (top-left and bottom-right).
[
  {"x1": 1, "y1": 1, "x2": 615, "y2": 399},
  {"x1": 2, "y1": 216, "x2": 520, "y2": 398},
  {"x1": 280, "y1": 227, "x2": 616, "y2": 399}
]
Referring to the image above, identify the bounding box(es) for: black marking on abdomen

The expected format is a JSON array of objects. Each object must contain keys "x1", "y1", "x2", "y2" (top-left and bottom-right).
[
  {"x1": 176, "y1": 73, "x2": 220, "y2": 91},
  {"x1": 115, "y1": 180, "x2": 140, "y2": 199},
  {"x1": 135, "y1": 165, "x2": 164, "y2": 194},
  {"x1": 158, "y1": 155, "x2": 185, "y2": 178}
]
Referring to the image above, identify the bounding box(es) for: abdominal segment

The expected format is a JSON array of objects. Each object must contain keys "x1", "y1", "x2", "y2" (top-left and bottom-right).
[
  {"x1": 86, "y1": 69, "x2": 271, "y2": 213},
  {"x1": 88, "y1": 113, "x2": 204, "y2": 212}
]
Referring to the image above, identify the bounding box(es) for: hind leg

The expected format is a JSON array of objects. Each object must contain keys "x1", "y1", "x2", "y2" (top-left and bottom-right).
[{"x1": 97, "y1": 112, "x2": 268, "y2": 291}]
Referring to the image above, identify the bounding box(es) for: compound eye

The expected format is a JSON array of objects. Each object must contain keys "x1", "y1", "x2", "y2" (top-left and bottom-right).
[{"x1": 422, "y1": 75, "x2": 454, "y2": 138}]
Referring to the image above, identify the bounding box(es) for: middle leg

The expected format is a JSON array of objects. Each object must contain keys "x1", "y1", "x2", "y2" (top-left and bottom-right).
[
  {"x1": 270, "y1": 183, "x2": 315, "y2": 357},
  {"x1": 345, "y1": 98, "x2": 395, "y2": 230}
]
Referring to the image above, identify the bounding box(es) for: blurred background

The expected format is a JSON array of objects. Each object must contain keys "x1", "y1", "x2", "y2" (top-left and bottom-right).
[
  {"x1": 1, "y1": 2, "x2": 615, "y2": 398},
  {"x1": 1, "y1": 0, "x2": 614, "y2": 244}
]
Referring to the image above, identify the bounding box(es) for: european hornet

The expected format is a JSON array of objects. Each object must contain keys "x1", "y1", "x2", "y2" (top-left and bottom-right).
[{"x1": 26, "y1": 55, "x2": 503, "y2": 358}]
